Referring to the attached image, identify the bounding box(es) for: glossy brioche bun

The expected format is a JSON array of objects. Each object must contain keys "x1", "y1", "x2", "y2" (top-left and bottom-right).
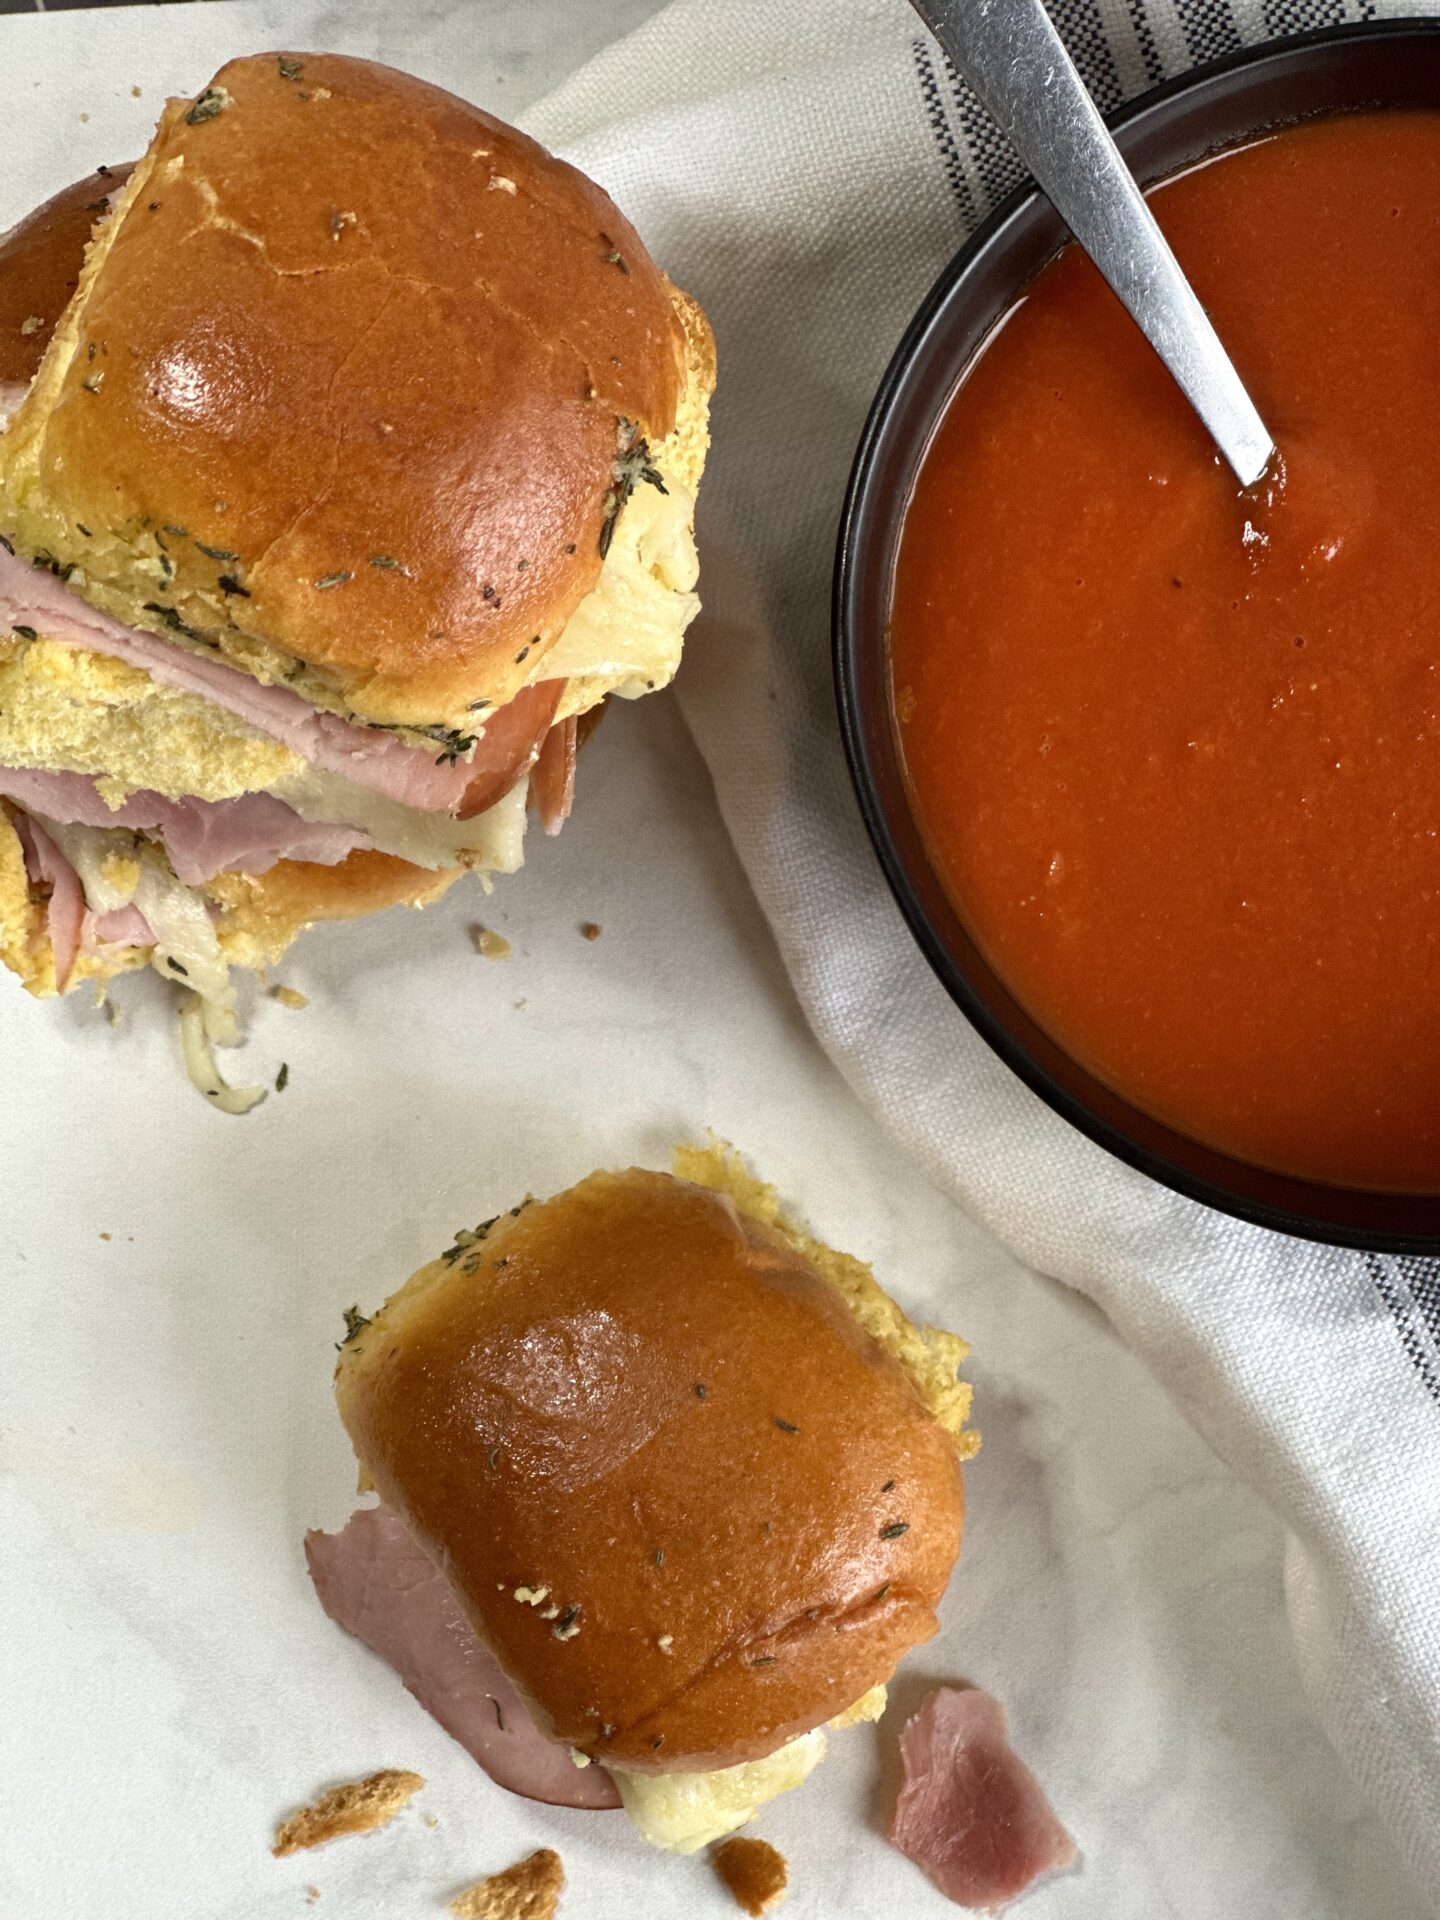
[
  {"x1": 0, "y1": 165, "x2": 131, "y2": 391},
  {"x1": 334, "y1": 1148, "x2": 976, "y2": 1777},
  {"x1": 3, "y1": 52, "x2": 701, "y2": 729}
]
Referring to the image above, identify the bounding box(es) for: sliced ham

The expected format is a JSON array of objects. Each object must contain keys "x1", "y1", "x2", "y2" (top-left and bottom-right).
[
  {"x1": 305, "y1": 1505, "x2": 620, "y2": 1813},
  {"x1": 91, "y1": 902, "x2": 153, "y2": 946},
  {"x1": 0, "y1": 766, "x2": 369, "y2": 884},
  {"x1": 457, "y1": 681, "x2": 562, "y2": 819},
  {"x1": 530, "y1": 715, "x2": 577, "y2": 837},
  {"x1": 0, "y1": 543, "x2": 557, "y2": 816},
  {"x1": 889, "y1": 1688, "x2": 1077, "y2": 1911},
  {"x1": 11, "y1": 808, "x2": 84, "y2": 988}
]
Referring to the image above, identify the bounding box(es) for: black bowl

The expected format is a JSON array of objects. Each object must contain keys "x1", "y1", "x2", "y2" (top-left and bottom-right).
[{"x1": 834, "y1": 21, "x2": 1440, "y2": 1254}]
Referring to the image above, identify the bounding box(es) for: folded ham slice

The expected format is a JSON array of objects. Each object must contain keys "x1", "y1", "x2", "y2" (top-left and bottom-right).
[
  {"x1": 530, "y1": 715, "x2": 577, "y2": 837},
  {"x1": 305, "y1": 1505, "x2": 620, "y2": 1812},
  {"x1": 91, "y1": 901, "x2": 153, "y2": 946},
  {"x1": 11, "y1": 808, "x2": 85, "y2": 988},
  {"x1": 0, "y1": 766, "x2": 369, "y2": 884},
  {"x1": 889, "y1": 1688, "x2": 1077, "y2": 1911},
  {"x1": 0, "y1": 543, "x2": 558, "y2": 816}
]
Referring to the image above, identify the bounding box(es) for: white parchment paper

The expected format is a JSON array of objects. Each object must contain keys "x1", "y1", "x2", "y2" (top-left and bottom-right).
[{"x1": 0, "y1": 6, "x2": 1422, "y2": 1918}]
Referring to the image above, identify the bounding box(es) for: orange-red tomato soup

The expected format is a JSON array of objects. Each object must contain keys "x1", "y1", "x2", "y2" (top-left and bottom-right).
[{"x1": 889, "y1": 110, "x2": 1440, "y2": 1191}]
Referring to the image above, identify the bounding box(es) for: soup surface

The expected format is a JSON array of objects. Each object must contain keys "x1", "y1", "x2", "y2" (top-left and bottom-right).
[{"x1": 890, "y1": 110, "x2": 1440, "y2": 1191}]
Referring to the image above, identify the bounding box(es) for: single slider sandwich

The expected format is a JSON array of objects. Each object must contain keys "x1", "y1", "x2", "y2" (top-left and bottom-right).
[
  {"x1": 308, "y1": 1144, "x2": 977, "y2": 1854},
  {"x1": 0, "y1": 53, "x2": 712, "y2": 1091}
]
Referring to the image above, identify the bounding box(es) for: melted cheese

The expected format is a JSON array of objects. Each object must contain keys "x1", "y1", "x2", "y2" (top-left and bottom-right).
[
  {"x1": 544, "y1": 470, "x2": 700, "y2": 722},
  {"x1": 612, "y1": 1729, "x2": 827, "y2": 1856},
  {"x1": 611, "y1": 1687, "x2": 888, "y2": 1854}
]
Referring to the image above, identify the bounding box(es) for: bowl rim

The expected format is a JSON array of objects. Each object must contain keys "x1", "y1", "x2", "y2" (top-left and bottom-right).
[{"x1": 833, "y1": 18, "x2": 1440, "y2": 1255}]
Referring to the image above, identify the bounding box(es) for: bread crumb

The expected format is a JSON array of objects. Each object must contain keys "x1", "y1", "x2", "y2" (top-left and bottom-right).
[
  {"x1": 713, "y1": 1836, "x2": 788, "y2": 1915},
  {"x1": 99, "y1": 1232, "x2": 111, "y2": 1242},
  {"x1": 472, "y1": 926, "x2": 511, "y2": 960},
  {"x1": 489, "y1": 176, "x2": 518, "y2": 195},
  {"x1": 579, "y1": 922, "x2": 601, "y2": 941},
  {"x1": 19, "y1": 315, "x2": 43, "y2": 336},
  {"x1": 79, "y1": 111, "x2": 89, "y2": 123},
  {"x1": 271, "y1": 1770, "x2": 424, "y2": 1857},
  {"x1": 270, "y1": 985, "x2": 308, "y2": 1010},
  {"x1": 894, "y1": 684, "x2": 917, "y2": 724},
  {"x1": 304, "y1": 1889, "x2": 319, "y2": 1906},
  {"x1": 131, "y1": 86, "x2": 142, "y2": 98},
  {"x1": 450, "y1": 1849, "x2": 564, "y2": 1920}
]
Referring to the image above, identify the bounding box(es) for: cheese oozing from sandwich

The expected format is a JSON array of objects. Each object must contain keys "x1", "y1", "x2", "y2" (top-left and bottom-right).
[{"x1": 609, "y1": 1686, "x2": 888, "y2": 1854}]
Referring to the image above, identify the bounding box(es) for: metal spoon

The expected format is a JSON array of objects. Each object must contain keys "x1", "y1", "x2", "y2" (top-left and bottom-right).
[{"x1": 909, "y1": 0, "x2": 1274, "y2": 487}]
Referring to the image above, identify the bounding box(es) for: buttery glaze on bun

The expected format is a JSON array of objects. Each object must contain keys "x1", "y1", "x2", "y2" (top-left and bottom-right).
[
  {"x1": 335, "y1": 1147, "x2": 977, "y2": 1789},
  {"x1": 3, "y1": 52, "x2": 703, "y2": 730}
]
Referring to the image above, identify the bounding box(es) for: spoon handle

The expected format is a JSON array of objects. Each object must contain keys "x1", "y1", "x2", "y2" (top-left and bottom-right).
[{"x1": 910, "y1": 0, "x2": 1274, "y2": 487}]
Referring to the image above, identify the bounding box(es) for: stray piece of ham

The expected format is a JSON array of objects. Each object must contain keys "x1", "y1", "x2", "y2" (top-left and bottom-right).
[
  {"x1": 305, "y1": 1505, "x2": 620, "y2": 1812},
  {"x1": 889, "y1": 1688, "x2": 1076, "y2": 1912},
  {"x1": 11, "y1": 808, "x2": 84, "y2": 988},
  {"x1": 0, "y1": 766, "x2": 369, "y2": 884}
]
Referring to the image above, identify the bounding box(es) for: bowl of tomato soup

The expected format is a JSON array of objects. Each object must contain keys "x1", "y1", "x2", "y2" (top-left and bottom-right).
[{"x1": 836, "y1": 23, "x2": 1440, "y2": 1249}]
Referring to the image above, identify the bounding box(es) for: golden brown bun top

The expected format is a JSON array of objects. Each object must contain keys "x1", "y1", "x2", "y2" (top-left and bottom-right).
[
  {"x1": 336, "y1": 1167, "x2": 965, "y2": 1775},
  {"x1": 6, "y1": 54, "x2": 687, "y2": 726},
  {"x1": 0, "y1": 166, "x2": 130, "y2": 387}
]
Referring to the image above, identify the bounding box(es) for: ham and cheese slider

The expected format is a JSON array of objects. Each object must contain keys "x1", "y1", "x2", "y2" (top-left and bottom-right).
[
  {"x1": 310, "y1": 1144, "x2": 978, "y2": 1854},
  {"x1": 0, "y1": 53, "x2": 713, "y2": 1065}
]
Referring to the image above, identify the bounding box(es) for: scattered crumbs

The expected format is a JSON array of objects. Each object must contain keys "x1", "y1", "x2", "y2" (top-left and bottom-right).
[
  {"x1": 131, "y1": 86, "x2": 142, "y2": 99},
  {"x1": 488, "y1": 175, "x2": 518, "y2": 195},
  {"x1": 472, "y1": 926, "x2": 511, "y2": 961},
  {"x1": 425, "y1": 1813, "x2": 440, "y2": 1829},
  {"x1": 694, "y1": 1381, "x2": 709, "y2": 1400},
  {"x1": 894, "y1": 684, "x2": 917, "y2": 724},
  {"x1": 270, "y1": 985, "x2": 308, "y2": 1010},
  {"x1": 657, "y1": 1634, "x2": 674, "y2": 1655},
  {"x1": 79, "y1": 111, "x2": 89, "y2": 124},
  {"x1": 99, "y1": 1232, "x2": 111, "y2": 1243},
  {"x1": 541, "y1": 1604, "x2": 560, "y2": 1621},
  {"x1": 513, "y1": 999, "x2": 527, "y2": 1011},
  {"x1": 773, "y1": 1418, "x2": 800, "y2": 1435},
  {"x1": 449, "y1": 1848, "x2": 564, "y2": 1920},
  {"x1": 275, "y1": 1062, "x2": 290, "y2": 1094},
  {"x1": 272, "y1": 1770, "x2": 424, "y2": 1857},
  {"x1": 552, "y1": 1604, "x2": 582, "y2": 1641},
  {"x1": 880, "y1": 1521, "x2": 910, "y2": 1540},
  {"x1": 513, "y1": 1585, "x2": 550, "y2": 1607},
  {"x1": 579, "y1": 921, "x2": 601, "y2": 942},
  {"x1": 713, "y1": 1835, "x2": 789, "y2": 1916},
  {"x1": 19, "y1": 315, "x2": 42, "y2": 336},
  {"x1": 328, "y1": 208, "x2": 358, "y2": 241}
]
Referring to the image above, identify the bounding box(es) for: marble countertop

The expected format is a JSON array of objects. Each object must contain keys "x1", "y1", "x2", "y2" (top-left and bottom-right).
[{"x1": 0, "y1": 4, "x2": 1424, "y2": 1918}]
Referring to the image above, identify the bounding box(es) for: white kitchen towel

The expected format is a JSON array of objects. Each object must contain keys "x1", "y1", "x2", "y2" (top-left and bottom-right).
[{"x1": 530, "y1": 0, "x2": 1440, "y2": 1904}]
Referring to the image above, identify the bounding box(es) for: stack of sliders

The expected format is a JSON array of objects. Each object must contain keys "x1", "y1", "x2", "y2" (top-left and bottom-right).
[
  {"x1": 308, "y1": 1143, "x2": 978, "y2": 1855},
  {"x1": 0, "y1": 54, "x2": 713, "y2": 1100}
]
